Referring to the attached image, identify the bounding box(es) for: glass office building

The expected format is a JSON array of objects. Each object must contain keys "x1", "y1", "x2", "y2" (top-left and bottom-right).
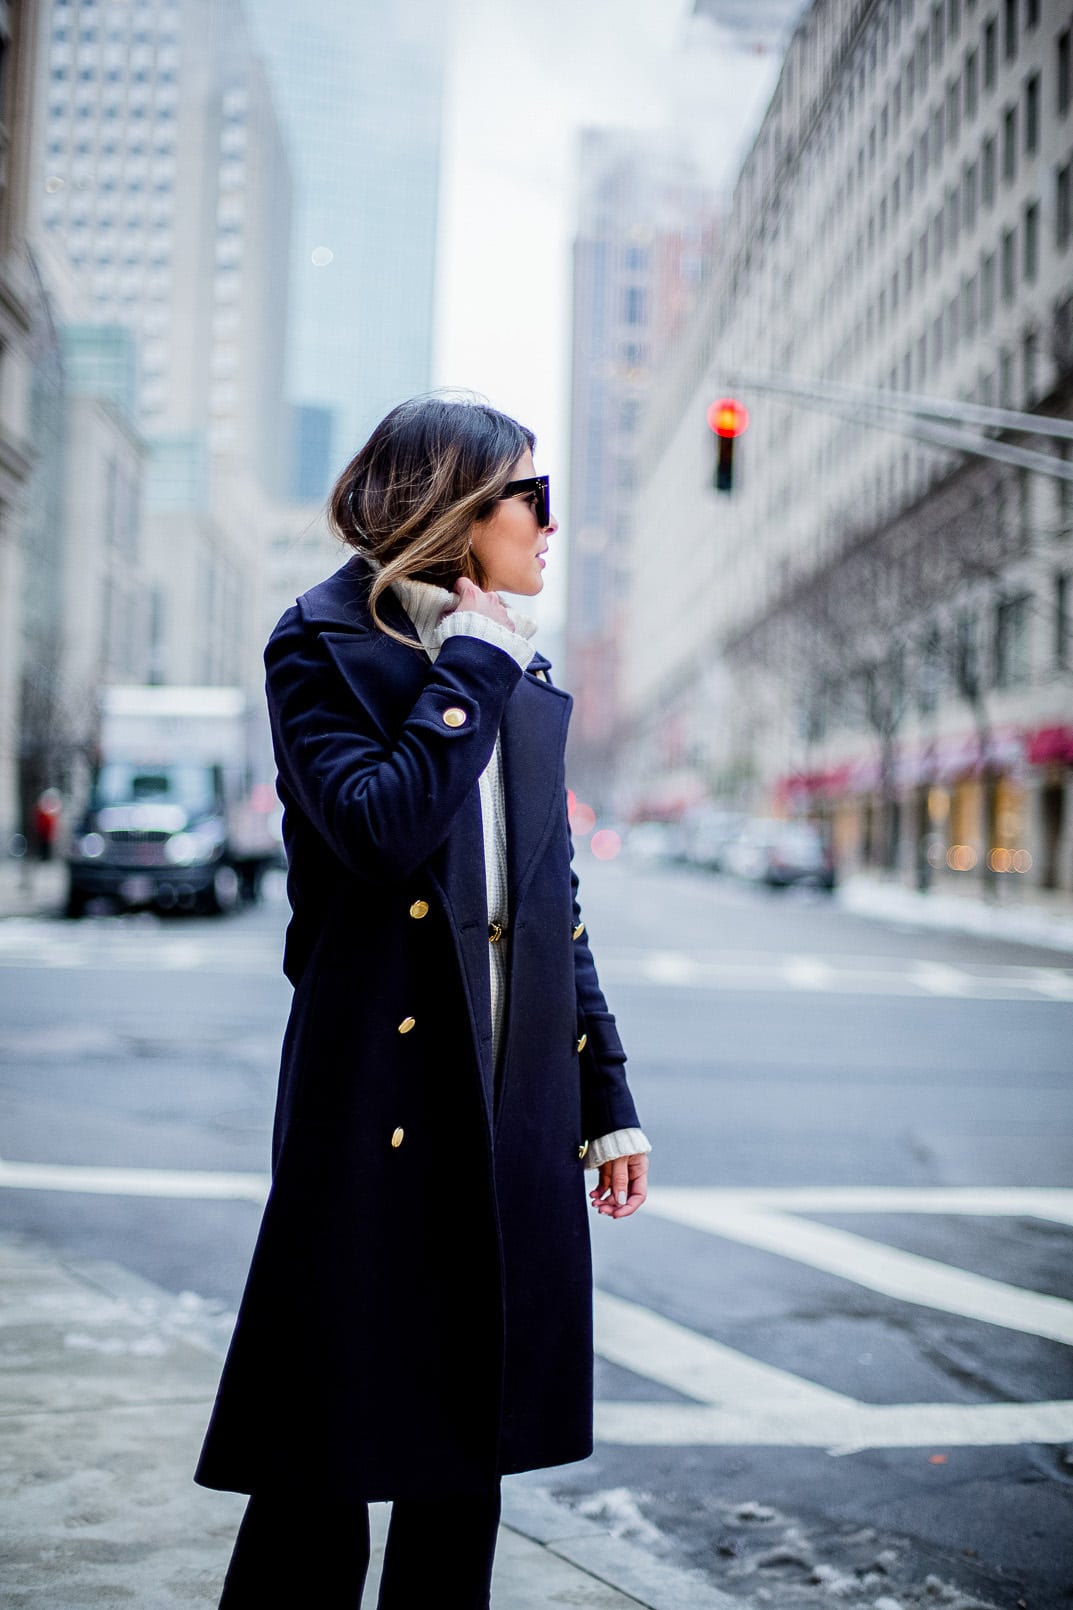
[{"x1": 246, "y1": 0, "x2": 446, "y2": 491}]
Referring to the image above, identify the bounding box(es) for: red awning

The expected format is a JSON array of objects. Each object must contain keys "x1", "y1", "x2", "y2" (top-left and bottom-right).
[{"x1": 1026, "y1": 725, "x2": 1073, "y2": 766}]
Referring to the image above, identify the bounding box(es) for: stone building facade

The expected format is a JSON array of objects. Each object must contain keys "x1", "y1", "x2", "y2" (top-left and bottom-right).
[{"x1": 624, "y1": 0, "x2": 1073, "y2": 894}]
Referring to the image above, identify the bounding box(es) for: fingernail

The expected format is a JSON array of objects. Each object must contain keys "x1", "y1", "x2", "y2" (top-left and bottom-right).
[{"x1": 617, "y1": 1191, "x2": 627, "y2": 1206}]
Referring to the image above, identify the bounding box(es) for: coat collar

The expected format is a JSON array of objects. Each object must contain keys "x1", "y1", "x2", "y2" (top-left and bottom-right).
[{"x1": 296, "y1": 553, "x2": 553, "y2": 676}]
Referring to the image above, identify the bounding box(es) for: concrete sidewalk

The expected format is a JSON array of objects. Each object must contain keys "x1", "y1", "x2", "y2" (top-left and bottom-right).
[
  {"x1": 0, "y1": 859, "x2": 65, "y2": 920},
  {"x1": 0, "y1": 1232, "x2": 731, "y2": 1609},
  {"x1": 838, "y1": 871, "x2": 1073, "y2": 954}
]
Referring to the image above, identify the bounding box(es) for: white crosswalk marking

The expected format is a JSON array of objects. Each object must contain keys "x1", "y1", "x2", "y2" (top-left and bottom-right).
[
  {"x1": 595, "y1": 1290, "x2": 849, "y2": 1411},
  {"x1": 1, "y1": 923, "x2": 1071, "y2": 999},
  {"x1": 644, "y1": 1191, "x2": 1073, "y2": 1345},
  {"x1": 911, "y1": 962, "x2": 973, "y2": 995},
  {"x1": 595, "y1": 1398, "x2": 1073, "y2": 1452},
  {"x1": 2, "y1": 1162, "x2": 1071, "y2": 1450}
]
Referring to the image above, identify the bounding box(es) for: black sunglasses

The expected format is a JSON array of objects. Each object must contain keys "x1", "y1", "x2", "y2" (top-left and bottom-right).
[{"x1": 499, "y1": 474, "x2": 551, "y2": 530}]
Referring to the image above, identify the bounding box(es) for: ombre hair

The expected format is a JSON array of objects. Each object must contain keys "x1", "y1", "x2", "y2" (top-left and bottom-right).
[{"x1": 328, "y1": 395, "x2": 535, "y2": 644}]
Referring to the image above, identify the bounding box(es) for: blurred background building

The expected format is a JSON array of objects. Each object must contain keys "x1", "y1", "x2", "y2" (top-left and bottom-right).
[
  {"x1": 566, "y1": 129, "x2": 717, "y2": 805},
  {"x1": 0, "y1": 0, "x2": 45, "y2": 846},
  {"x1": 245, "y1": 0, "x2": 446, "y2": 493},
  {"x1": 5, "y1": 0, "x2": 450, "y2": 853},
  {"x1": 576, "y1": 0, "x2": 1073, "y2": 899}
]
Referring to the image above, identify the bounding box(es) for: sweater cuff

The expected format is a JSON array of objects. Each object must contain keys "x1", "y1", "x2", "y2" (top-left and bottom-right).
[
  {"x1": 583, "y1": 1127, "x2": 652, "y2": 1171},
  {"x1": 435, "y1": 609, "x2": 535, "y2": 670}
]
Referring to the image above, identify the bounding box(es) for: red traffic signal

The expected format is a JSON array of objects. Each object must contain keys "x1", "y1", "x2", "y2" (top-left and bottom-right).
[
  {"x1": 707, "y1": 397, "x2": 748, "y2": 492},
  {"x1": 706, "y1": 397, "x2": 749, "y2": 438}
]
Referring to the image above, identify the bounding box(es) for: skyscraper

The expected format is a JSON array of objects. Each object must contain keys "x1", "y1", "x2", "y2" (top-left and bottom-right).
[
  {"x1": 245, "y1": 0, "x2": 446, "y2": 487},
  {"x1": 566, "y1": 129, "x2": 717, "y2": 802},
  {"x1": 38, "y1": 0, "x2": 291, "y2": 495}
]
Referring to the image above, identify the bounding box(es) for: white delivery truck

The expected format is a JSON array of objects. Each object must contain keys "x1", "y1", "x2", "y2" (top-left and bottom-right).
[{"x1": 65, "y1": 685, "x2": 283, "y2": 917}]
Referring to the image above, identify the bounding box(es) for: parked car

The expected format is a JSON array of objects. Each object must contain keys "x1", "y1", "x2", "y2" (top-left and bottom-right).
[
  {"x1": 674, "y1": 805, "x2": 748, "y2": 871},
  {"x1": 724, "y1": 819, "x2": 836, "y2": 891},
  {"x1": 622, "y1": 820, "x2": 679, "y2": 865}
]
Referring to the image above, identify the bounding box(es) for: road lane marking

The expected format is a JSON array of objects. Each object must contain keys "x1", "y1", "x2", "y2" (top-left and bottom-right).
[
  {"x1": 594, "y1": 1398, "x2": 1073, "y2": 1451},
  {"x1": 910, "y1": 963, "x2": 973, "y2": 995},
  {"x1": 644, "y1": 1192, "x2": 1073, "y2": 1345},
  {"x1": 782, "y1": 956, "x2": 835, "y2": 990},
  {"x1": 0, "y1": 1157, "x2": 270, "y2": 1201},
  {"x1": 2, "y1": 927, "x2": 1072, "y2": 999},
  {"x1": 3, "y1": 1161, "x2": 1071, "y2": 1449},
  {"x1": 593, "y1": 1290, "x2": 1073, "y2": 1451},
  {"x1": 645, "y1": 1185, "x2": 1073, "y2": 1225},
  {"x1": 595, "y1": 1289, "x2": 851, "y2": 1410},
  {"x1": 1028, "y1": 968, "x2": 1073, "y2": 1001}
]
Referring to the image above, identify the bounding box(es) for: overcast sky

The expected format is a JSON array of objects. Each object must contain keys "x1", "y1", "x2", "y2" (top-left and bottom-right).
[{"x1": 433, "y1": 0, "x2": 794, "y2": 628}]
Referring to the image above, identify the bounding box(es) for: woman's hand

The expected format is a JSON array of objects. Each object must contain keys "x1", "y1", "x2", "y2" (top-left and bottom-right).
[
  {"x1": 450, "y1": 576, "x2": 515, "y2": 629},
  {"x1": 590, "y1": 1152, "x2": 648, "y2": 1219}
]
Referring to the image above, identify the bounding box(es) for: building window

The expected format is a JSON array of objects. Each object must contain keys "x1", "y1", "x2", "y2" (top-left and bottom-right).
[
  {"x1": 984, "y1": 17, "x2": 997, "y2": 88},
  {"x1": 964, "y1": 159, "x2": 978, "y2": 228},
  {"x1": 993, "y1": 594, "x2": 1031, "y2": 688},
  {"x1": 932, "y1": 2, "x2": 944, "y2": 64},
  {"x1": 965, "y1": 46, "x2": 979, "y2": 119},
  {"x1": 1025, "y1": 71, "x2": 1040, "y2": 153},
  {"x1": 1001, "y1": 225, "x2": 1016, "y2": 300},
  {"x1": 1023, "y1": 199, "x2": 1039, "y2": 281},
  {"x1": 947, "y1": 78, "x2": 960, "y2": 143},
  {"x1": 1003, "y1": 105, "x2": 1017, "y2": 181},
  {"x1": 1059, "y1": 28, "x2": 1071, "y2": 117},
  {"x1": 1003, "y1": 0, "x2": 1017, "y2": 61},
  {"x1": 1023, "y1": 329, "x2": 1038, "y2": 400},
  {"x1": 1058, "y1": 160, "x2": 1073, "y2": 249},
  {"x1": 982, "y1": 134, "x2": 996, "y2": 203},
  {"x1": 948, "y1": 0, "x2": 960, "y2": 39},
  {"x1": 999, "y1": 347, "x2": 1014, "y2": 405},
  {"x1": 1056, "y1": 572, "x2": 1071, "y2": 667},
  {"x1": 963, "y1": 270, "x2": 978, "y2": 337}
]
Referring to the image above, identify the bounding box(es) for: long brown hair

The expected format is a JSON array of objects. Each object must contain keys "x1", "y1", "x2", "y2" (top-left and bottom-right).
[{"x1": 328, "y1": 395, "x2": 535, "y2": 644}]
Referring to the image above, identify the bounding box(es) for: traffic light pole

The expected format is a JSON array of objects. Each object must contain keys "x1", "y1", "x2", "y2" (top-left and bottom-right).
[{"x1": 723, "y1": 369, "x2": 1073, "y2": 485}]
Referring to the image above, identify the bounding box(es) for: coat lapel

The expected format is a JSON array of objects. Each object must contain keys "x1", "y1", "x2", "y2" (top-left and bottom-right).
[
  {"x1": 500, "y1": 670, "x2": 571, "y2": 915},
  {"x1": 300, "y1": 558, "x2": 498, "y2": 1114}
]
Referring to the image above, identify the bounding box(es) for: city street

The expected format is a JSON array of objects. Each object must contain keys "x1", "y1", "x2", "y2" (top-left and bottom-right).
[{"x1": 1, "y1": 855, "x2": 1071, "y2": 1610}]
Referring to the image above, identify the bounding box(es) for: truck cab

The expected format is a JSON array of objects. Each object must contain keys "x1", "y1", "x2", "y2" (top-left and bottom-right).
[{"x1": 65, "y1": 686, "x2": 281, "y2": 917}]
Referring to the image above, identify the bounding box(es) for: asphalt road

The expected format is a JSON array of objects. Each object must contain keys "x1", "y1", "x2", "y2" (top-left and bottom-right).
[{"x1": 1, "y1": 856, "x2": 1071, "y2": 1610}]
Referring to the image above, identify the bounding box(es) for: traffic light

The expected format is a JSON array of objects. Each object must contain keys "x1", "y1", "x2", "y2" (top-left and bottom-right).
[{"x1": 706, "y1": 397, "x2": 749, "y2": 494}]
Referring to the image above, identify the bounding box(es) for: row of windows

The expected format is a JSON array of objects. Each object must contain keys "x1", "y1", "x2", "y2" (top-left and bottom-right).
[
  {"x1": 815, "y1": 44, "x2": 1065, "y2": 270},
  {"x1": 752, "y1": 11, "x2": 1072, "y2": 293},
  {"x1": 830, "y1": 0, "x2": 1055, "y2": 143},
  {"x1": 827, "y1": 213, "x2": 1048, "y2": 395},
  {"x1": 49, "y1": 100, "x2": 177, "y2": 121},
  {"x1": 817, "y1": 136, "x2": 1070, "y2": 342}
]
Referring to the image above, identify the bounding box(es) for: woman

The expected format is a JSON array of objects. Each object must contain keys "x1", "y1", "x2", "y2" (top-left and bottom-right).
[{"x1": 196, "y1": 396, "x2": 650, "y2": 1608}]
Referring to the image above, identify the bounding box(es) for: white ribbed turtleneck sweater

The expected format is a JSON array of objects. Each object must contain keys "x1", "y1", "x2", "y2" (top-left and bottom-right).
[{"x1": 389, "y1": 575, "x2": 650, "y2": 1174}]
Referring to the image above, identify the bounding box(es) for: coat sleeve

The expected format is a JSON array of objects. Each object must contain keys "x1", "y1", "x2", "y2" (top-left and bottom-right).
[
  {"x1": 569, "y1": 833, "x2": 643, "y2": 1141},
  {"x1": 266, "y1": 607, "x2": 523, "y2": 884}
]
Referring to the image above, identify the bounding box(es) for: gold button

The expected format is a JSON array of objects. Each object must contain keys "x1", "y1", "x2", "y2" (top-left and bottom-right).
[
  {"x1": 442, "y1": 706, "x2": 467, "y2": 728},
  {"x1": 576, "y1": 1033, "x2": 588, "y2": 1053},
  {"x1": 572, "y1": 922, "x2": 585, "y2": 940},
  {"x1": 409, "y1": 899, "x2": 429, "y2": 920},
  {"x1": 391, "y1": 1127, "x2": 405, "y2": 1149},
  {"x1": 398, "y1": 1016, "x2": 416, "y2": 1034},
  {"x1": 488, "y1": 921, "x2": 503, "y2": 943},
  {"x1": 578, "y1": 1140, "x2": 589, "y2": 1160}
]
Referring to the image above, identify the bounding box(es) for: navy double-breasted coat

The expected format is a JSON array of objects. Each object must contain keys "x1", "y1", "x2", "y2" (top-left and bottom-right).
[{"x1": 195, "y1": 556, "x2": 641, "y2": 1502}]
